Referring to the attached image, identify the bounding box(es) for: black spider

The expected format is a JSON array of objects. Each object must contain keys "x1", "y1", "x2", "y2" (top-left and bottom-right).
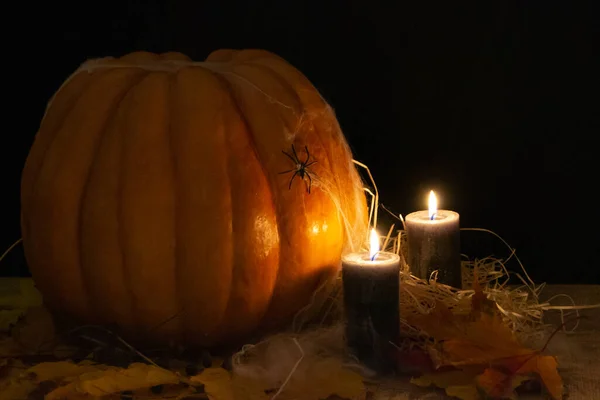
[{"x1": 278, "y1": 144, "x2": 317, "y2": 193}]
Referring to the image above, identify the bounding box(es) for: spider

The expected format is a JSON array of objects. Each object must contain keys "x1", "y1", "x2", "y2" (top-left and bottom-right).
[{"x1": 278, "y1": 144, "x2": 317, "y2": 193}]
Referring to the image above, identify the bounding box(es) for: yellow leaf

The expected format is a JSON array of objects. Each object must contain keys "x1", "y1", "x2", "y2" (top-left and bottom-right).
[
  {"x1": 410, "y1": 367, "x2": 483, "y2": 400},
  {"x1": 475, "y1": 367, "x2": 529, "y2": 400},
  {"x1": 0, "y1": 278, "x2": 43, "y2": 311},
  {"x1": 275, "y1": 358, "x2": 365, "y2": 400},
  {"x1": 445, "y1": 385, "x2": 480, "y2": 400},
  {"x1": 517, "y1": 355, "x2": 564, "y2": 400},
  {"x1": 410, "y1": 368, "x2": 480, "y2": 388},
  {"x1": 0, "y1": 378, "x2": 37, "y2": 400},
  {"x1": 0, "y1": 310, "x2": 27, "y2": 333},
  {"x1": 192, "y1": 367, "x2": 271, "y2": 400},
  {"x1": 441, "y1": 313, "x2": 532, "y2": 366},
  {"x1": 232, "y1": 375, "x2": 270, "y2": 400},
  {"x1": 79, "y1": 363, "x2": 179, "y2": 396},
  {"x1": 44, "y1": 384, "x2": 87, "y2": 400},
  {"x1": 191, "y1": 367, "x2": 234, "y2": 400},
  {"x1": 44, "y1": 362, "x2": 180, "y2": 399},
  {"x1": 27, "y1": 360, "x2": 104, "y2": 382}
]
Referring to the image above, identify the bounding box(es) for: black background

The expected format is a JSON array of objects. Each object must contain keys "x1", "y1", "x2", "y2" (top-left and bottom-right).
[{"x1": 2, "y1": 2, "x2": 598, "y2": 284}]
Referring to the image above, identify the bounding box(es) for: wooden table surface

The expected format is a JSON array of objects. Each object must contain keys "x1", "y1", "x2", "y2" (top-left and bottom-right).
[{"x1": 0, "y1": 279, "x2": 598, "y2": 399}]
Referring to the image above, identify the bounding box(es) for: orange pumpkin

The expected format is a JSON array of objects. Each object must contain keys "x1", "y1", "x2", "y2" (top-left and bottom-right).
[{"x1": 20, "y1": 49, "x2": 367, "y2": 347}]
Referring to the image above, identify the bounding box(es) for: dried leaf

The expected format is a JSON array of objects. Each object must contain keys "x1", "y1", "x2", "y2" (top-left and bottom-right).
[
  {"x1": 475, "y1": 367, "x2": 529, "y2": 399},
  {"x1": 46, "y1": 362, "x2": 180, "y2": 398},
  {"x1": 395, "y1": 348, "x2": 435, "y2": 374},
  {"x1": 0, "y1": 310, "x2": 27, "y2": 333},
  {"x1": 232, "y1": 375, "x2": 271, "y2": 400},
  {"x1": 512, "y1": 354, "x2": 563, "y2": 400},
  {"x1": 192, "y1": 367, "x2": 269, "y2": 400},
  {"x1": 410, "y1": 367, "x2": 481, "y2": 400},
  {"x1": 191, "y1": 367, "x2": 235, "y2": 400},
  {"x1": 277, "y1": 358, "x2": 365, "y2": 400},
  {"x1": 469, "y1": 270, "x2": 496, "y2": 317},
  {"x1": 27, "y1": 360, "x2": 103, "y2": 382},
  {"x1": 445, "y1": 385, "x2": 480, "y2": 400},
  {"x1": 533, "y1": 355, "x2": 563, "y2": 400},
  {"x1": 77, "y1": 362, "x2": 178, "y2": 395},
  {"x1": 0, "y1": 378, "x2": 37, "y2": 400},
  {"x1": 0, "y1": 279, "x2": 43, "y2": 311},
  {"x1": 405, "y1": 276, "x2": 564, "y2": 400},
  {"x1": 440, "y1": 313, "x2": 532, "y2": 366},
  {"x1": 405, "y1": 301, "x2": 462, "y2": 341}
]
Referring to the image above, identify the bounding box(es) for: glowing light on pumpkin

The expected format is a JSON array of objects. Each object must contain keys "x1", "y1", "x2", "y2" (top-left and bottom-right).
[
  {"x1": 369, "y1": 228, "x2": 380, "y2": 261},
  {"x1": 428, "y1": 190, "x2": 438, "y2": 220}
]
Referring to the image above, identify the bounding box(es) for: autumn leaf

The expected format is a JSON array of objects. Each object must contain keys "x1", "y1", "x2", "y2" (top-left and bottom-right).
[
  {"x1": 405, "y1": 301, "x2": 461, "y2": 341},
  {"x1": 0, "y1": 359, "x2": 37, "y2": 400},
  {"x1": 440, "y1": 313, "x2": 532, "y2": 366},
  {"x1": 0, "y1": 310, "x2": 26, "y2": 333},
  {"x1": 445, "y1": 385, "x2": 480, "y2": 400},
  {"x1": 496, "y1": 353, "x2": 564, "y2": 400},
  {"x1": 0, "y1": 278, "x2": 44, "y2": 335},
  {"x1": 403, "y1": 272, "x2": 565, "y2": 400},
  {"x1": 475, "y1": 367, "x2": 530, "y2": 399},
  {"x1": 275, "y1": 358, "x2": 365, "y2": 400},
  {"x1": 395, "y1": 348, "x2": 435, "y2": 374},
  {"x1": 0, "y1": 378, "x2": 37, "y2": 400},
  {"x1": 27, "y1": 360, "x2": 104, "y2": 382},
  {"x1": 0, "y1": 279, "x2": 43, "y2": 312},
  {"x1": 469, "y1": 268, "x2": 497, "y2": 317},
  {"x1": 410, "y1": 367, "x2": 482, "y2": 400},
  {"x1": 191, "y1": 367, "x2": 235, "y2": 400},
  {"x1": 45, "y1": 362, "x2": 181, "y2": 398},
  {"x1": 529, "y1": 355, "x2": 563, "y2": 400}
]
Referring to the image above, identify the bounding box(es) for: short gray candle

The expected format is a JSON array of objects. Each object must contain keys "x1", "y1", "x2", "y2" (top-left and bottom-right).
[
  {"x1": 405, "y1": 192, "x2": 461, "y2": 288},
  {"x1": 342, "y1": 235, "x2": 400, "y2": 375}
]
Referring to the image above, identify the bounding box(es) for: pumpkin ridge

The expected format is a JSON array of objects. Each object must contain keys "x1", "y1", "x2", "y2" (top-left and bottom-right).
[
  {"x1": 22, "y1": 72, "x2": 97, "y2": 234},
  {"x1": 201, "y1": 68, "x2": 236, "y2": 342},
  {"x1": 243, "y1": 60, "x2": 342, "y2": 203},
  {"x1": 168, "y1": 67, "x2": 235, "y2": 343},
  {"x1": 79, "y1": 70, "x2": 151, "y2": 326},
  {"x1": 216, "y1": 98, "x2": 242, "y2": 341},
  {"x1": 117, "y1": 71, "x2": 183, "y2": 339},
  {"x1": 26, "y1": 67, "x2": 151, "y2": 319},
  {"x1": 211, "y1": 73, "x2": 271, "y2": 187},
  {"x1": 164, "y1": 71, "x2": 184, "y2": 341},
  {"x1": 212, "y1": 73, "x2": 281, "y2": 332},
  {"x1": 215, "y1": 68, "x2": 294, "y2": 328},
  {"x1": 243, "y1": 56, "x2": 367, "y2": 253},
  {"x1": 220, "y1": 62, "x2": 336, "y2": 326}
]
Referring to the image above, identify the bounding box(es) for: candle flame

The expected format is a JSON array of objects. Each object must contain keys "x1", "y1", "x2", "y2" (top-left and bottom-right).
[
  {"x1": 428, "y1": 190, "x2": 438, "y2": 220},
  {"x1": 369, "y1": 228, "x2": 380, "y2": 260}
]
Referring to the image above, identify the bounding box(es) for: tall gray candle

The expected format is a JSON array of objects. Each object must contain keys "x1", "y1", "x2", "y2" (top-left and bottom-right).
[
  {"x1": 342, "y1": 229, "x2": 400, "y2": 374},
  {"x1": 405, "y1": 191, "x2": 461, "y2": 288}
]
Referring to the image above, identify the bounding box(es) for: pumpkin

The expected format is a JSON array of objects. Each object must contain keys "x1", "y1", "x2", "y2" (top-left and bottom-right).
[{"x1": 20, "y1": 49, "x2": 368, "y2": 347}]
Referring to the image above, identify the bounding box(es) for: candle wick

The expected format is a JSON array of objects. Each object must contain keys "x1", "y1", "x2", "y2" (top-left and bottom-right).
[
  {"x1": 370, "y1": 251, "x2": 379, "y2": 261},
  {"x1": 430, "y1": 212, "x2": 437, "y2": 220}
]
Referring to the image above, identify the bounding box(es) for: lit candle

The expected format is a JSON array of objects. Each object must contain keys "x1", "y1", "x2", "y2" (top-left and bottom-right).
[
  {"x1": 405, "y1": 190, "x2": 462, "y2": 287},
  {"x1": 342, "y1": 229, "x2": 401, "y2": 374}
]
